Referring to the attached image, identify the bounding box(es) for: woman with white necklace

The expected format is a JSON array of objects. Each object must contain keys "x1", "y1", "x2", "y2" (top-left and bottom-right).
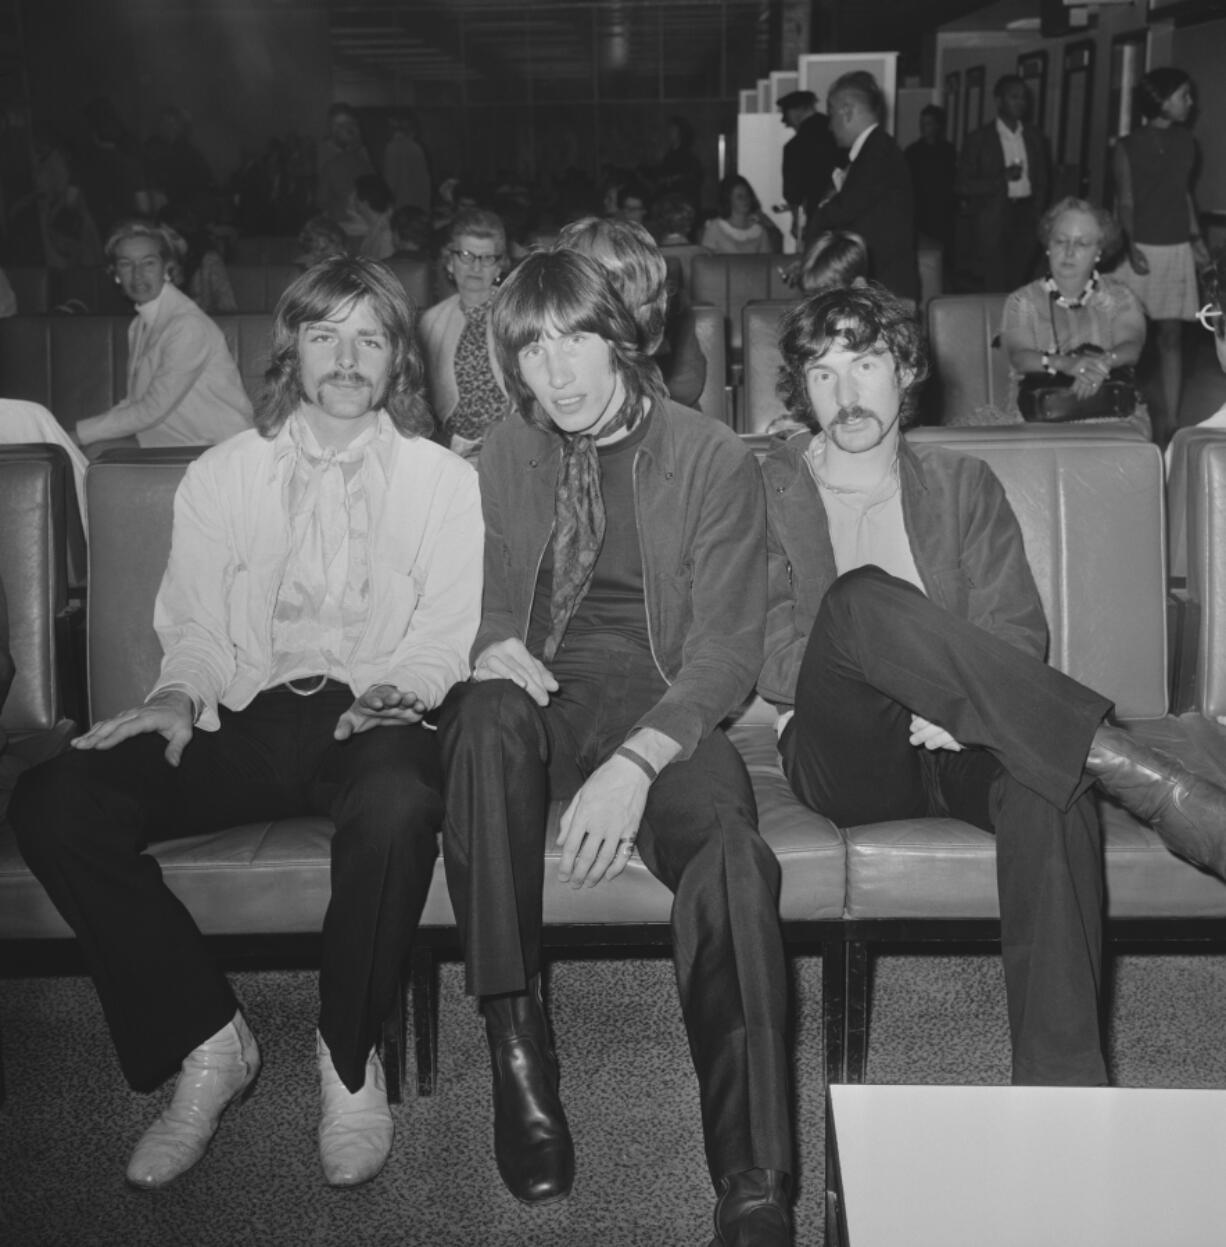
[{"x1": 996, "y1": 196, "x2": 1148, "y2": 435}]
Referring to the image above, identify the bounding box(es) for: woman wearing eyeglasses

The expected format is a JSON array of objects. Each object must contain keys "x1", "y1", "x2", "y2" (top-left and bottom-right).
[
  {"x1": 418, "y1": 207, "x2": 510, "y2": 457},
  {"x1": 993, "y1": 196, "x2": 1149, "y2": 434}
]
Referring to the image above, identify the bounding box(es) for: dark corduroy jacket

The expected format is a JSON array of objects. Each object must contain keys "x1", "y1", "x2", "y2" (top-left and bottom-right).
[
  {"x1": 758, "y1": 432, "x2": 1048, "y2": 709},
  {"x1": 474, "y1": 400, "x2": 766, "y2": 760}
]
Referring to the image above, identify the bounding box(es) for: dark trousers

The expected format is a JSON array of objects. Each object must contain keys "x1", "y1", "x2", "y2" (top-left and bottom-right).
[
  {"x1": 437, "y1": 645, "x2": 792, "y2": 1184},
  {"x1": 781, "y1": 568, "x2": 1111, "y2": 1086},
  {"x1": 10, "y1": 684, "x2": 442, "y2": 1094}
]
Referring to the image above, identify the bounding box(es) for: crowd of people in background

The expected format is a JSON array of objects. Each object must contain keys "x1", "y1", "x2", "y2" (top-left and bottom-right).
[{"x1": 0, "y1": 62, "x2": 1217, "y2": 442}]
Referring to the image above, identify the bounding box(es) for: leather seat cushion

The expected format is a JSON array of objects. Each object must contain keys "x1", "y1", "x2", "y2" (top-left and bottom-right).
[
  {"x1": 845, "y1": 801, "x2": 1226, "y2": 922},
  {"x1": 0, "y1": 724, "x2": 844, "y2": 939}
]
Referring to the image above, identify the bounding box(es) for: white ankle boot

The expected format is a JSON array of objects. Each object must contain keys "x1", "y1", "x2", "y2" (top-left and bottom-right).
[
  {"x1": 126, "y1": 1011, "x2": 260, "y2": 1189},
  {"x1": 317, "y1": 1033, "x2": 393, "y2": 1187}
]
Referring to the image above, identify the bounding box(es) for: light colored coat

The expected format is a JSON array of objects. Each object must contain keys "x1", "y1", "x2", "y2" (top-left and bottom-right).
[
  {"x1": 75, "y1": 282, "x2": 253, "y2": 448},
  {"x1": 151, "y1": 418, "x2": 483, "y2": 729}
]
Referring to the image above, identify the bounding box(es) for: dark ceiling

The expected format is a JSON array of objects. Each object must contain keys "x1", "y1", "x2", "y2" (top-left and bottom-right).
[{"x1": 328, "y1": 1, "x2": 999, "y2": 95}]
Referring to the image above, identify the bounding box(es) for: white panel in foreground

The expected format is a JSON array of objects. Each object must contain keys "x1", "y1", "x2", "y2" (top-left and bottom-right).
[{"x1": 830, "y1": 1084, "x2": 1226, "y2": 1247}]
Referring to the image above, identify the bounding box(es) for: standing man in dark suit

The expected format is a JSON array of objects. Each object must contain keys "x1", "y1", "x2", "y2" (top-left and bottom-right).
[
  {"x1": 778, "y1": 89, "x2": 839, "y2": 246},
  {"x1": 808, "y1": 72, "x2": 919, "y2": 303},
  {"x1": 957, "y1": 74, "x2": 1051, "y2": 293}
]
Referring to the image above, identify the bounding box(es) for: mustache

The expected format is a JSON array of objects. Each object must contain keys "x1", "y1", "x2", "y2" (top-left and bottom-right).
[
  {"x1": 320, "y1": 371, "x2": 373, "y2": 387},
  {"x1": 834, "y1": 405, "x2": 879, "y2": 424}
]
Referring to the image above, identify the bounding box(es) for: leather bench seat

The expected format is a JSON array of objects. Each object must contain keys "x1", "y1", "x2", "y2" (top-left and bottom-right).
[
  {"x1": 0, "y1": 741, "x2": 844, "y2": 937},
  {"x1": 844, "y1": 803, "x2": 1226, "y2": 923}
]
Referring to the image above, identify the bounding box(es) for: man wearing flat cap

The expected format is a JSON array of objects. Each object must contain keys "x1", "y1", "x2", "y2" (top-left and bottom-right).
[{"x1": 779, "y1": 89, "x2": 839, "y2": 244}]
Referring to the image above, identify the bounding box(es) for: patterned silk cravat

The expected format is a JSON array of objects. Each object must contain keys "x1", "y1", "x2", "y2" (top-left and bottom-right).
[{"x1": 541, "y1": 405, "x2": 638, "y2": 663}]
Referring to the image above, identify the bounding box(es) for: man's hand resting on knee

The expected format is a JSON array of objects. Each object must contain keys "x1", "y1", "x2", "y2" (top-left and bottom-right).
[
  {"x1": 557, "y1": 729, "x2": 681, "y2": 889},
  {"x1": 909, "y1": 714, "x2": 963, "y2": 752},
  {"x1": 471, "y1": 638, "x2": 558, "y2": 706},
  {"x1": 71, "y1": 688, "x2": 195, "y2": 766},
  {"x1": 333, "y1": 684, "x2": 426, "y2": 739}
]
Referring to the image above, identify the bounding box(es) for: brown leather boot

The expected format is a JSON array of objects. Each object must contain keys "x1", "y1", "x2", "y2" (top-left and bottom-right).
[
  {"x1": 710, "y1": 1168, "x2": 792, "y2": 1246},
  {"x1": 1086, "y1": 722, "x2": 1226, "y2": 879},
  {"x1": 481, "y1": 975, "x2": 574, "y2": 1205}
]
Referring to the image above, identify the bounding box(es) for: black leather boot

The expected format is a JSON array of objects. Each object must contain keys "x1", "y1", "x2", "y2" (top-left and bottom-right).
[
  {"x1": 710, "y1": 1168, "x2": 792, "y2": 1246},
  {"x1": 481, "y1": 975, "x2": 574, "y2": 1205},
  {"x1": 1086, "y1": 723, "x2": 1226, "y2": 879}
]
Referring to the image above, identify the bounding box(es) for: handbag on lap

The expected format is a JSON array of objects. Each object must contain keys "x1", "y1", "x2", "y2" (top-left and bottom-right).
[{"x1": 1016, "y1": 288, "x2": 1141, "y2": 423}]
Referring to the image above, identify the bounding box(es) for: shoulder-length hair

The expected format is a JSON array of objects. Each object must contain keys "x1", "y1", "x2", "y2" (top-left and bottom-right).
[
  {"x1": 105, "y1": 218, "x2": 186, "y2": 284},
  {"x1": 489, "y1": 249, "x2": 665, "y2": 435},
  {"x1": 257, "y1": 256, "x2": 434, "y2": 439},
  {"x1": 777, "y1": 282, "x2": 927, "y2": 428},
  {"x1": 555, "y1": 215, "x2": 669, "y2": 354}
]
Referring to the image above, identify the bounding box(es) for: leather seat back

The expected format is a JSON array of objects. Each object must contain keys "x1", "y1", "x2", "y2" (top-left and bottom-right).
[
  {"x1": 1186, "y1": 440, "x2": 1226, "y2": 719},
  {"x1": 230, "y1": 236, "x2": 300, "y2": 266},
  {"x1": 7, "y1": 267, "x2": 49, "y2": 313},
  {"x1": 926, "y1": 294, "x2": 1010, "y2": 425},
  {"x1": 742, "y1": 301, "x2": 793, "y2": 433},
  {"x1": 0, "y1": 316, "x2": 126, "y2": 431},
  {"x1": 0, "y1": 449, "x2": 70, "y2": 734},
  {"x1": 383, "y1": 256, "x2": 434, "y2": 312},
  {"x1": 690, "y1": 304, "x2": 729, "y2": 424},
  {"x1": 909, "y1": 426, "x2": 1168, "y2": 718},
  {"x1": 1166, "y1": 425, "x2": 1226, "y2": 582},
  {"x1": 228, "y1": 264, "x2": 299, "y2": 312},
  {"x1": 86, "y1": 454, "x2": 200, "y2": 721},
  {"x1": 690, "y1": 254, "x2": 798, "y2": 360}
]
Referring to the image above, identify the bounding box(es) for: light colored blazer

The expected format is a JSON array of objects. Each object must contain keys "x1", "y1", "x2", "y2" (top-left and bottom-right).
[
  {"x1": 75, "y1": 282, "x2": 253, "y2": 448},
  {"x1": 417, "y1": 292, "x2": 505, "y2": 428},
  {"x1": 151, "y1": 417, "x2": 483, "y2": 729}
]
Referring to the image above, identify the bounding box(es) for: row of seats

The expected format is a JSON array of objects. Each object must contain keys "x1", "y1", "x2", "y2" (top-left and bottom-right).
[
  {"x1": 4, "y1": 424, "x2": 1226, "y2": 1116},
  {"x1": 0, "y1": 301, "x2": 730, "y2": 434},
  {"x1": 6, "y1": 257, "x2": 437, "y2": 317}
]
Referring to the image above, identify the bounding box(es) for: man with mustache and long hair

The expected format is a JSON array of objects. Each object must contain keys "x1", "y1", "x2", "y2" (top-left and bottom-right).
[
  {"x1": 761, "y1": 282, "x2": 1226, "y2": 1089},
  {"x1": 11, "y1": 257, "x2": 482, "y2": 1191}
]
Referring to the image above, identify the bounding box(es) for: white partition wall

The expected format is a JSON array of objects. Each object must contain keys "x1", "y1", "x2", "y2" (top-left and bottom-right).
[
  {"x1": 769, "y1": 70, "x2": 799, "y2": 109},
  {"x1": 735, "y1": 111, "x2": 793, "y2": 251},
  {"x1": 798, "y1": 51, "x2": 899, "y2": 130}
]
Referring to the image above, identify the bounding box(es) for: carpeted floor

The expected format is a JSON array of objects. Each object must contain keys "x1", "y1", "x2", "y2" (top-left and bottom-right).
[{"x1": 3, "y1": 947, "x2": 1226, "y2": 1246}]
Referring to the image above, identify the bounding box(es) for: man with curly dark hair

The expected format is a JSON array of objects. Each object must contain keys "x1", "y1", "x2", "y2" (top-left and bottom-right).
[
  {"x1": 11, "y1": 256, "x2": 482, "y2": 1192},
  {"x1": 762, "y1": 282, "x2": 1226, "y2": 1088}
]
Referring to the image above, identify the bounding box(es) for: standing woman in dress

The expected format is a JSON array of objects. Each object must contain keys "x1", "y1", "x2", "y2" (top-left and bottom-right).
[{"x1": 1112, "y1": 67, "x2": 1212, "y2": 441}]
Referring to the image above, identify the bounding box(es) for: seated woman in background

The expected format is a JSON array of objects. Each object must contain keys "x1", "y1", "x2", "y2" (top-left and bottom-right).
[
  {"x1": 782, "y1": 229, "x2": 867, "y2": 293},
  {"x1": 74, "y1": 220, "x2": 253, "y2": 452},
  {"x1": 417, "y1": 207, "x2": 508, "y2": 457},
  {"x1": 700, "y1": 175, "x2": 782, "y2": 255},
  {"x1": 557, "y1": 215, "x2": 706, "y2": 411},
  {"x1": 992, "y1": 197, "x2": 1149, "y2": 436},
  {"x1": 161, "y1": 203, "x2": 237, "y2": 315},
  {"x1": 294, "y1": 215, "x2": 349, "y2": 271}
]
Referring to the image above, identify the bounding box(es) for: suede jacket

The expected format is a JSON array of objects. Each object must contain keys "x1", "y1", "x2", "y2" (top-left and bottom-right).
[
  {"x1": 475, "y1": 401, "x2": 766, "y2": 760},
  {"x1": 759, "y1": 432, "x2": 1048, "y2": 709}
]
